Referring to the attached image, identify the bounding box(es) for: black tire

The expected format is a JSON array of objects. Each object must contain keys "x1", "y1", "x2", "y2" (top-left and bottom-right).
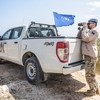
[
  {"x1": 0, "y1": 59, "x2": 5, "y2": 64},
  {"x1": 24, "y1": 56, "x2": 44, "y2": 85}
]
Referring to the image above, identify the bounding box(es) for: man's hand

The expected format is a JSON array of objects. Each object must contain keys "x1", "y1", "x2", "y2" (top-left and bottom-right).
[{"x1": 82, "y1": 22, "x2": 87, "y2": 27}]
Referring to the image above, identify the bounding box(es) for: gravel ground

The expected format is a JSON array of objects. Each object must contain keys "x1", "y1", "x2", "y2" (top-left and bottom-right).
[{"x1": 0, "y1": 62, "x2": 100, "y2": 100}]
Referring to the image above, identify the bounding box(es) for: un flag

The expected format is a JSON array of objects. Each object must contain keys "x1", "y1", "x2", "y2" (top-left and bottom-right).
[{"x1": 53, "y1": 12, "x2": 75, "y2": 27}]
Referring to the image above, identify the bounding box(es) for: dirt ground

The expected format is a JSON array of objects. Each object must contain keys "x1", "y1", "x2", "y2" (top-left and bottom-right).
[{"x1": 0, "y1": 62, "x2": 100, "y2": 100}]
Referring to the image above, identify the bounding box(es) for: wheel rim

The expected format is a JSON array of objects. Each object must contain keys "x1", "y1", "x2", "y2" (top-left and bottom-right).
[{"x1": 26, "y1": 63, "x2": 36, "y2": 80}]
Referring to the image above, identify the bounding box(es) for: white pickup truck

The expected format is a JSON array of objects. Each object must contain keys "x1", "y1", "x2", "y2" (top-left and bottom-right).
[{"x1": 0, "y1": 22, "x2": 85, "y2": 84}]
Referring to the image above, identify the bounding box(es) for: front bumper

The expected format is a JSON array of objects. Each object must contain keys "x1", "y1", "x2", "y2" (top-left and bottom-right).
[{"x1": 63, "y1": 61, "x2": 85, "y2": 75}]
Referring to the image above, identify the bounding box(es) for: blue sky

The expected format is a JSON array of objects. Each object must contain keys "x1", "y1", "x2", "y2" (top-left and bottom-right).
[{"x1": 0, "y1": 0, "x2": 100, "y2": 37}]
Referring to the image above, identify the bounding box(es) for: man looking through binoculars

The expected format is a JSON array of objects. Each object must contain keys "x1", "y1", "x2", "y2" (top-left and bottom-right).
[{"x1": 77, "y1": 19, "x2": 100, "y2": 96}]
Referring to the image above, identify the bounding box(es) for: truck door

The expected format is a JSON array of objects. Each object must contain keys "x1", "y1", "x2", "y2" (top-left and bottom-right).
[
  {"x1": 7, "y1": 27, "x2": 23, "y2": 63},
  {"x1": 1, "y1": 29, "x2": 13, "y2": 59}
]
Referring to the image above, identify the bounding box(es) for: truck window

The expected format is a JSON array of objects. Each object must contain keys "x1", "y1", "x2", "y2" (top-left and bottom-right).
[
  {"x1": 29, "y1": 28, "x2": 39, "y2": 37},
  {"x1": 29, "y1": 28, "x2": 55, "y2": 38},
  {"x1": 41, "y1": 28, "x2": 55, "y2": 37},
  {"x1": 2, "y1": 29, "x2": 12, "y2": 40},
  {"x1": 10, "y1": 27, "x2": 23, "y2": 39}
]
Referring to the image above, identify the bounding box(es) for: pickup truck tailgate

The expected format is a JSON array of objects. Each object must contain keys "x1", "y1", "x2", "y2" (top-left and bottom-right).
[{"x1": 68, "y1": 38, "x2": 82, "y2": 63}]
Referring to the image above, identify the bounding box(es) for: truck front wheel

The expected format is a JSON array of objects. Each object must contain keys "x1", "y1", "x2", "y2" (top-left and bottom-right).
[
  {"x1": 24, "y1": 56, "x2": 44, "y2": 85},
  {"x1": 0, "y1": 59, "x2": 6, "y2": 64}
]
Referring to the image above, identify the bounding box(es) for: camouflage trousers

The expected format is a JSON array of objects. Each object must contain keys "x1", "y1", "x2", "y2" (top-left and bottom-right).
[{"x1": 84, "y1": 55, "x2": 99, "y2": 92}]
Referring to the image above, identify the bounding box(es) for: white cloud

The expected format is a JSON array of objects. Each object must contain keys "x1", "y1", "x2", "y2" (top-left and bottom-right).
[
  {"x1": 87, "y1": 1, "x2": 100, "y2": 8},
  {"x1": 83, "y1": 14, "x2": 98, "y2": 19},
  {"x1": 90, "y1": 8, "x2": 96, "y2": 11}
]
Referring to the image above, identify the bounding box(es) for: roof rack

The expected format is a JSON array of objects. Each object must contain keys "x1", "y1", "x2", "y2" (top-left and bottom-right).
[{"x1": 28, "y1": 21, "x2": 58, "y2": 34}]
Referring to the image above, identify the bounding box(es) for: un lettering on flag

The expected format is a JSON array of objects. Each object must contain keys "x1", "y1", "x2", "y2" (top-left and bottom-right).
[{"x1": 53, "y1": 12, "x2": 75, "y2": 27}]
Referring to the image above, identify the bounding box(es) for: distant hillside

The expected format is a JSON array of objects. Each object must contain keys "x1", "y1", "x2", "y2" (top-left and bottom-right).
[
  {"x1": 97, "y1": 39, "x2": 100, "y2": 59},
  {"x1": 97, "y1": 39, "x2": 100, "y2": 73}
]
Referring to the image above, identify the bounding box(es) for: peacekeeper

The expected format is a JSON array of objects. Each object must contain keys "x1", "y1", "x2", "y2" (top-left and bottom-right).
[{"x1": 77, "y1": 18, "x2": 100, "y2": 96}]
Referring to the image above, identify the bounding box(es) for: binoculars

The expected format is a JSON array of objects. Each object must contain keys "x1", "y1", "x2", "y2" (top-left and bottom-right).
[{"x1": 78, "y1": 22, "x2": 90, "y2": 26}]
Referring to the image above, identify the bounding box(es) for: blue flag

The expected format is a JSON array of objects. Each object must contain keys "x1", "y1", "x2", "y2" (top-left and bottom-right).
[{"x1": 53, "y1": 12, "x2": 75, "y2": 27}]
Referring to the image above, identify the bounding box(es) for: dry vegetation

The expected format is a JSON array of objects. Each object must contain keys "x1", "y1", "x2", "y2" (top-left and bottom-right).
[
  {"x1": 96, "y1": 39, "x2": 100, "y2": 73},
  {"x1": 97, "y1": 39, "x2": 100, "y2": 59}
]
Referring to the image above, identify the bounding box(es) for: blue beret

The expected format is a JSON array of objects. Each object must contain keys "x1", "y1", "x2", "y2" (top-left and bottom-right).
[{"x1": 88, "y1": 19, "x2": 98, "y2": 23}]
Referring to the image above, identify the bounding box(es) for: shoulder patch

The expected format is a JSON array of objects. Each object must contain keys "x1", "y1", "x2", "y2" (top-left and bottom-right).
[
  {"x1": 92, "y1": 32, "x2": 95, "y2": 35},
  {"x1": 91, "y1": 30, "x2": 98, "y2": 35}
]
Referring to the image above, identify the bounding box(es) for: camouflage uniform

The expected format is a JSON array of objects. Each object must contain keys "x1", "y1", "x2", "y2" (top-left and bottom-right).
[
  {"x1": 77, "y1": 25, "x2": 99, "y2": 94},
  {"x1": 84, "y1": 55, "x2": 98, "y2": 93}
]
